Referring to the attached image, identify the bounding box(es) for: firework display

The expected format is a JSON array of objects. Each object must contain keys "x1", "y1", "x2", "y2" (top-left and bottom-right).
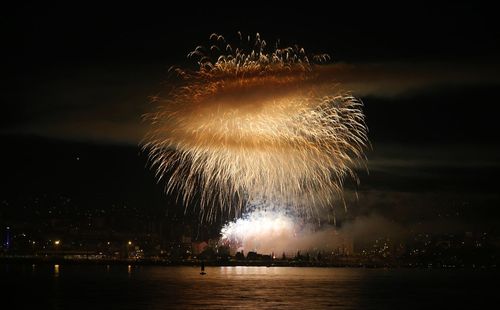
[
  {"x1": 143, "y1": 33, "x2": 368, "y2": 221},
  {"x1": 220, "y1": 207, "x2": 298, "y2": 255}
]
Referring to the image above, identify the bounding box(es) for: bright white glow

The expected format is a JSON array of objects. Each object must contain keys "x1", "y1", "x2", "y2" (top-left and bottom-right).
[
  {"x1": 220, "y1": 201, "x2": 355, "y2": 255},
  {"x1": 221, "y1": 209, "x2": 298, "y2": 254}
]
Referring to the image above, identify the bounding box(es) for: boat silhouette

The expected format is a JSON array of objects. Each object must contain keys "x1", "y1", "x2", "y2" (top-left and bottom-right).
[{"x1": 200, "y1": 260, "x2": 206, "y2": 275}]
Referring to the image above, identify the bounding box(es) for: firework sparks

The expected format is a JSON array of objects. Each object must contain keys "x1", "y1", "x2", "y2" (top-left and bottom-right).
[
  {"x1": 220, "y1": 206, "x2": 298, "y2": 255},
  {"x1": 143, "y1": 33, "x2": 368, "y2": 221},
  {"x1": 219, "y1": 201, "x2": 352, "y2": 255}
]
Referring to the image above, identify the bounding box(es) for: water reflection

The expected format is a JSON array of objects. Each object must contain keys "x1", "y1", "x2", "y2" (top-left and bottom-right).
[
  {"x1": 53, "y1": 264, "x2": 59, "y2": 277},
  {"x1": 1, "y1": 265, "x2": 496, "y2": 309}
]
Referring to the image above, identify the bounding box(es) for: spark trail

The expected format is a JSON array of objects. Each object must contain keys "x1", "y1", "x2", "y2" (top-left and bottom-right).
[{"x1": 143, "y1": 33, "x2": 368, "y2": 221}]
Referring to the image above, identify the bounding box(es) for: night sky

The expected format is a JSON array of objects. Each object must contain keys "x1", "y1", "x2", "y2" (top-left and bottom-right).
[{"x1": 2, "y1": 4, "x2": 500, "y2": 234}]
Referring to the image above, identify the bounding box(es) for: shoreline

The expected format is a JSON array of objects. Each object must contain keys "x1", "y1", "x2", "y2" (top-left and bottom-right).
[{"x1": 0, "y1": 256, "x2": 495, "y2": 269}]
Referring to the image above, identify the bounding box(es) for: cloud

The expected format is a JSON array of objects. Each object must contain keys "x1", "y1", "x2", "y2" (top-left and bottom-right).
[
  {"x1": 317, "y1": 61, "x2": 500, "y2": 98},
  {"x1": 3, "y1": 61, "x2": 499, "y2": 144}
]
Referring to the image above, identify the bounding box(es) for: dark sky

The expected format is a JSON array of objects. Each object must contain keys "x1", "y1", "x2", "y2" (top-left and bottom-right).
[{"x1": 2, "y1": 3, "x2": 500, "y2": 232}]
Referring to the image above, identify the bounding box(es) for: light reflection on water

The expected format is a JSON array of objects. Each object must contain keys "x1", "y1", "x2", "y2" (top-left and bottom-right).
[
  {"x1": 134, "y1": 266, "x2": 364, "y2": 309},
  {"x1": 1, "y1": 265, "x2": 497, "y2": 309},
  {"x1": 53, "y1": 264, "x2": 59, "y2": 277}
]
